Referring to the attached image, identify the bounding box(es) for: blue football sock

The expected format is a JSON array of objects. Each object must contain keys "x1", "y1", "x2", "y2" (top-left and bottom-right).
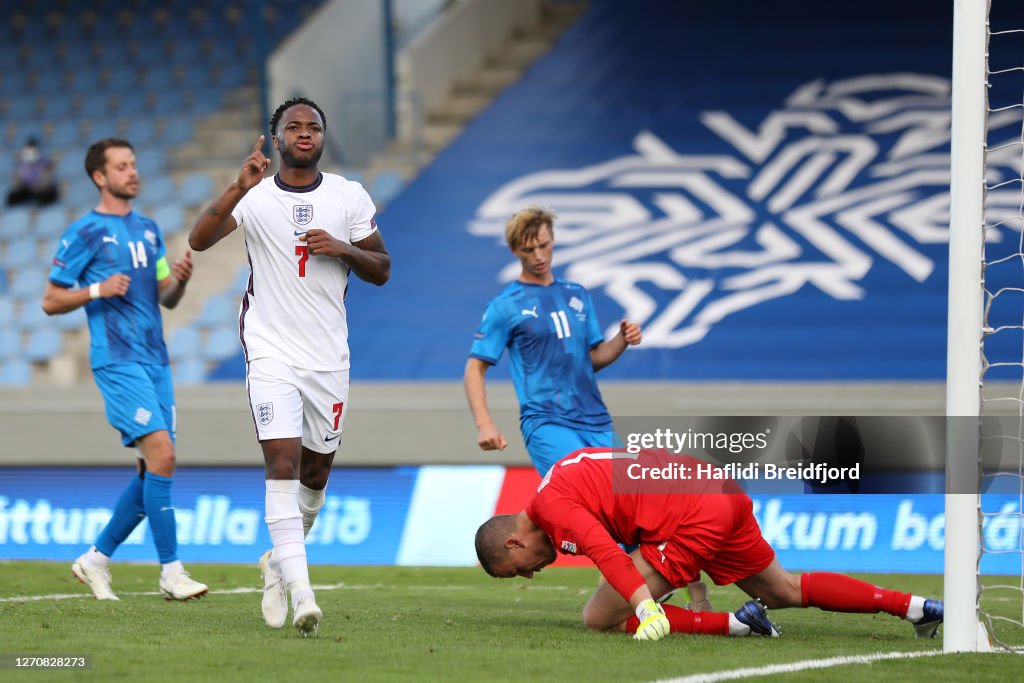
[
  {"x1": 94, "y1": 473, "x2": 146, "y2": 558},
  {"x1": 143, "y1": 473, "x2": 178, "y2": 564}
]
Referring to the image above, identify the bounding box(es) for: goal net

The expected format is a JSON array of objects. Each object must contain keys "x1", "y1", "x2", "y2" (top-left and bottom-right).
[{"x1": 948, "y1": 0, "x2": 1024, "y2": 654}]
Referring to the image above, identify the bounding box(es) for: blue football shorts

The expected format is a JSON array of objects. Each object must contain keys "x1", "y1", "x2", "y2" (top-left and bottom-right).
[
  {"x1": 93, "y1": 362, "x2": 175, "y2": 448},
  {"x1": 525, "y1": 423, "x2": 619, "y2": 477}
]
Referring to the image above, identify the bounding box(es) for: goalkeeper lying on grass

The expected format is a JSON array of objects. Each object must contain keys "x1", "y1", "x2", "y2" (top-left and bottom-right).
[{"x1": 475, "y1": 448, "x2": 943, "y2": 641}]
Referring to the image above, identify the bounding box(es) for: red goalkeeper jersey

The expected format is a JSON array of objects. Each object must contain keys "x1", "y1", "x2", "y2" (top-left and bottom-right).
[{"x1": 525, "y1": 449, "x2": 731, "y2": 602}]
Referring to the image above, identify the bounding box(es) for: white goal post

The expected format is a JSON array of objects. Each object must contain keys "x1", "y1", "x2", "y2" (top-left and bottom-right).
[{"x1": 945, "y1": 0, "x2": 988, "y2": 654}]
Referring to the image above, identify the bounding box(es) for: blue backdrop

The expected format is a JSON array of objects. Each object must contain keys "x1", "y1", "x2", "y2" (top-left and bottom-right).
[{"x1": 209, "y1": 0, "x2": 1024, "y2": 381}]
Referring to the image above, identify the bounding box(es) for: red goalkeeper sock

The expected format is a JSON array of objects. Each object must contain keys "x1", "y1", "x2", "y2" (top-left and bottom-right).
[
  {"x1": 625, "y1": 604, "x2": 730, "y2": 635},
  {"x1": 800, "y1": 572, "x2": 911, "y2": 617}
]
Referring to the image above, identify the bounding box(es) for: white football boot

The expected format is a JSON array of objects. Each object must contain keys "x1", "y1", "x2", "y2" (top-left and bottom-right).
[
  {"x1": 259, "y1": 549, "x2": 288, "y2": 629},
  {"x1": 292, "y1": 594, "x2": 322, "y2": 637},
  {"x1": 159, "y1": 571, "x2": 208, "y2": 601},
  {"x1": 71, "y1": 555, "x2": 119, "y2": 601}
]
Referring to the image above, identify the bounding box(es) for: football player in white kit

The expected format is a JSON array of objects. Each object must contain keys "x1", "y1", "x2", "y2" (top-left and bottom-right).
[{"x1": 188, "y1": 97, "x2": 390, "y2": 636}]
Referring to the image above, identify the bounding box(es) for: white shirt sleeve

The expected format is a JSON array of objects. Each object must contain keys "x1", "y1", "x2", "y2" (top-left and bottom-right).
[{"x1": 348, "y1": 182, "x2": 378, "y2": 243}]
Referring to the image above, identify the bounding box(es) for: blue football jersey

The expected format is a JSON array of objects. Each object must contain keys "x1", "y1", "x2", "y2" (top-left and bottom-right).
[
  {"x1": 470, "y1": 278, "x2": 613, "y2": 438},
  {"x1": 49, "y1": 210, "x2": 169, "y2": 368}
]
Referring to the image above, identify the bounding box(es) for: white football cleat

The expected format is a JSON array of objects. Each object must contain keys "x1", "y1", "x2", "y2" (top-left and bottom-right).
[
  {"x1": 71, "y1": 555, "x2": 118, "y2": 601},
  {"x1": 159, "y1": 571, "x2": 208, "y2": 601},
  {"x1": 259, "y1": 549, "x2": 287, "y2": 629},
  {"x1": 292, "y1": 594, "x2": 322, "y2": 637}
]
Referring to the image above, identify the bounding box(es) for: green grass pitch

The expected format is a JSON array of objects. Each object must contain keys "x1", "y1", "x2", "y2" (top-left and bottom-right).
[{"x1": 0, "y1": 562, "x2": 1021, "y2": 682}]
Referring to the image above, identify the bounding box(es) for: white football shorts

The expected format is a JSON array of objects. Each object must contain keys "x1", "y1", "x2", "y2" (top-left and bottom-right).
[{"x1": 246, "y1": 357, "x2": 350, "y2": 454}]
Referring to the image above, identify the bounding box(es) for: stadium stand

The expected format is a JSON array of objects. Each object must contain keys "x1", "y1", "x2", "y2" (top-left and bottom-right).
[
  {"x1": 197, "y1": 0, "x2": 968, "y2": 382},
  {"x1": 0, "y1": 0, "x2": 326, "y2": 383}
]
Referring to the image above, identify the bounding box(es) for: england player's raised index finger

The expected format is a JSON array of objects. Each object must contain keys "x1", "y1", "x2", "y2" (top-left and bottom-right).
[{"x1": 252, "y1": 135, "x2": 265, "y2": 154}]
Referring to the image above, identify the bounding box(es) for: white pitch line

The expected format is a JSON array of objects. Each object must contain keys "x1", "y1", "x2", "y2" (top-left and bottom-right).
[
  {"x1": 647, "y1": 650, "x2": 946, "y2": 683},
  {"x1": 0, "y1": 582, "x2": 570, "y2": 603}
]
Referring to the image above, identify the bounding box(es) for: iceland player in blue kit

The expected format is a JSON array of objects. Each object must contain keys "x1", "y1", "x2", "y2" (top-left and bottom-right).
[
  {"x1": 464, "y1": 206, "x2": 641, "y2": 475},
  {"x1": 42, "y1": 138, "x2": 207, "y2": 601}
]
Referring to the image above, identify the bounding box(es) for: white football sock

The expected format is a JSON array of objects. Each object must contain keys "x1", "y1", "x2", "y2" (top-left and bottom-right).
[
  {"x1": 161, "y1": 560, "x2": 185, "y2": 578},
  {"x1": 265, "y1": 480, "x2": 310, "y2": 593},
  {"x1": 83, "y1": 546, "x2": 110, "y2": 568},
  {"x1": 728, "y1": 613, "x2": 751, "y2": 636},
  {"x1": 297, "y1": 482, "x2": 326, "y2": 538},
  {"x1": 905, "y1": 595, "x2": 926, "y2": 622}
]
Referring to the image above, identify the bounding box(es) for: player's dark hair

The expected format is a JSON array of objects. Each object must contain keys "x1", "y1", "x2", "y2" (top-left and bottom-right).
[
  {"x1": 269, "y1": 97, "x2": 327, "y2": 138},
  {"x1": 84, "y1": 138, "x2": 134, "y2": 186},
  {"x1": 475, "y1": 515, "x2": 516, "y2": 577}
]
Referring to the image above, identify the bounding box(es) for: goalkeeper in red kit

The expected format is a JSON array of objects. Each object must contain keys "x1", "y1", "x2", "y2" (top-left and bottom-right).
[{"x1": 475, "y1": 449, "x2": 943, "y2": 641}]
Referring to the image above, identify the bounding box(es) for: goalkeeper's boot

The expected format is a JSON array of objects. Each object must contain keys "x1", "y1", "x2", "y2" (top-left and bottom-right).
[
  {"x1": 259, "y1": 549, "x2": 288, "y2": 629},
  {"x1": 159, "y1": 570, "x2": 208, "y2": 601},
  {"x1": 735, "y1": 598, "x2": 781, "y2": 637},
  {"x1": 71, "y1": 555, "x2": 118, "y2": 601},
  {"x1": 912, "y1": 599, "x2": 943, "y2": 639},
  {"x1": 293, "y1": 594, "x2": 322, "y2": 637}
]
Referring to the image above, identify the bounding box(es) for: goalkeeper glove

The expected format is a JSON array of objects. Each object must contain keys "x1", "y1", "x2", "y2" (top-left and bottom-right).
[{"x1": 633, "y1": 598, "x2": 670, "y2": 641}]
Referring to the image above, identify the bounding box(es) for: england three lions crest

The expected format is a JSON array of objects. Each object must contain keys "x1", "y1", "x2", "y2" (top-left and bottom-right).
[
  {"x1": 256, "y1": 402, "x2": 274, "y2": 426},
  {"x1": 293, "y1": 204, "x2": 313, "y2": 226}
]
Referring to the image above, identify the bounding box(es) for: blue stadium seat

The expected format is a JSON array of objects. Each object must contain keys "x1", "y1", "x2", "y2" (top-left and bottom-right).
[
  {"x1": 160, "y1": 118, "x2": 193, "y2": 145},
  {"x1": 370, "y1": 170, "x2": 405, "y2": 205},
  {"x1": 4, "y1": 96, "x2": 39, "y2": 120},
  {"x1": 47, "y1": 120, "x2": 81, "y2": 149},
  {"x1": 9, "y1": 270, "x2": 47, "y2": 303},
  {"x1": 149, "y1": 204, "x2": 185, "y2": 238},
  {"x1": 202, "y1": 327, "x2": 239, "y2": 363},
  {"x1": 168, "y1": 326, "x2": 201, "y2": 363},
  {"x1": 0, "y1": 271, "x2": 7, "y2": 296},
  {"x1": 35, "y1": 205, "x2": 69, "y2": 240},
  {"x1": 0, "y1": 360, "x2": 32, "y2": 386},
  {"x1": 191, "y1": 89, "x2": 223, "y2": 116},
  {"x1": 179, "y1": 174, "x2": 214, "y2": 206},
  {"x1": 17, "y1": 303, "x2": 52, "y2": 332},
  {"x1": 194, "y1": 295, "x2": 237, "y2": 330},
  {"x1": 86, "y1": 119, "x2": 118, "y2": 141},
  {"x1": 0, "y1": 329, "x2": 18, "y2": 360},
  {"x1": 141, "y1": 64, "x2": 177, "y2": 89},
  {"x1": 43, "y1": 91, "x2": 76, "y2": 120},
  {"x1": 0, "y1": 71, "x2": 30, "y2": 96},
  {"x1": 173, "y1": 359, "x2": 207, "y2": 386},
  {"x1": 33, "y1": 71, "x2": 65, "y2": 94},
  {"x1": 142, "y1": 176, "x2": 176, "y2": 206},
  {"x1": 0, "y1": 297, "x2": 12, "y2": 327},
  {"x1": 136, "y1": 149, "x2": 165, "y2": 177},
  {"x1": 123, "y1": 119, "x2": 156, "y2": 147},
  {"x1": 2, "y1": 239, "x2": 40, "y2": 270},
  {"x1": 113, "y1": 95, "x2": 148, "y2": 121},
  {"x1": 22, "y1": 328, "x2": 62, "y2": 362},
  {"x1": 76, "y1": 94, "x2": 113, "y2": 120},
  {"x1": 52, "y1": 305, "x2": 86, "y2": 332},
  {"x1": 151, "y1": 89, "x2": 188, "y2": 117},
  {"x1": 63, "y1": 179, "x2": 99, "y2": 207},
  {"x1": 57, "y1": 150, "x2": 87, "y2": 179},
  {"x1": 0, "y1": 209, "x2": 34, "y2": 240},
  {"x1": 68, "y1": 67, "x2": 103, "y2": 94}
]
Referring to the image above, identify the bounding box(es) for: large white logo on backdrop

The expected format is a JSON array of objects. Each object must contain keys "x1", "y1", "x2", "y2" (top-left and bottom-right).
[{"x1": 469, "y1": 74, "x2": 1023, "y2": 348}]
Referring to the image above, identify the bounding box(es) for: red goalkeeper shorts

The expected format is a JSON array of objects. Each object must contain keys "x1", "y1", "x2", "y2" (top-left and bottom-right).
[{"x1": 639, "y1": 492, "x2": 774, "y2": 587}]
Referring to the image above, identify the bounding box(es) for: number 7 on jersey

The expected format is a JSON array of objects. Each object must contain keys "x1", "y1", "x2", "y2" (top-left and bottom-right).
[{"x1": 295, "y1": 245, "x2": 309, "y2": 277}]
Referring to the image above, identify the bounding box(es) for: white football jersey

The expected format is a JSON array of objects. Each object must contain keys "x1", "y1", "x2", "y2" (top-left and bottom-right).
[{"x1": 232, "y1": 172, "x2": 377, "y2": 371}]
